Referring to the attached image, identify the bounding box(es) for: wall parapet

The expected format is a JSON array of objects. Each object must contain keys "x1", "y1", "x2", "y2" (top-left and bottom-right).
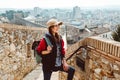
[
  {"x1": 0, "y1": 23, "x2": 46, "y2": 30},
  {"x1": 85, "y1": 36, "x2": 120, "y2": 60}
]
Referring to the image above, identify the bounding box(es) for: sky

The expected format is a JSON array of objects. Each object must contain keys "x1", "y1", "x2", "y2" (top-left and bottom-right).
[{"x1": 0, "y1": 0, "x2": 120, "y2": 9}]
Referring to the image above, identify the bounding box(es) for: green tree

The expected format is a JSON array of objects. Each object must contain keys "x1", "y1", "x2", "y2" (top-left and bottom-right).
[
  {"x1": 6, "y1": 10, "x2": 16, "y2": 20},
  {"x1": 112, "y1": 25, "x2": 120, "y2": 42},
  {"x1": 0, "y1": 13, "x2": 6, "y2": 17}
]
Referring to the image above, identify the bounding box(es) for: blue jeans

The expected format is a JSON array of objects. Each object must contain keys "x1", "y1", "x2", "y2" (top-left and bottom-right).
[{"x1": 43, "y1": 66, "x2": 75, "y2": 80}]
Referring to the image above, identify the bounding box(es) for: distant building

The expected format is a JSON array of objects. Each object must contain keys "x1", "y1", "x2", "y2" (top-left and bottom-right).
[
  {"x1": 13, "y1": 13, "x2": 23, "y2": 19},
  {"x1": 98, "y1": 32, "x2": 113, "y2": 40},
  {"x1": 73, "y1": 6, "x2": 81, "y2": 19},
  {"x1": 24, "y1": 15, "x2": 47, "y2": 26},
  {"x1": 24, "y1": 15, "x2": 36, "y2": 23},
  {"x1": 34, "y1": 7, "x2": 41, "y2": 16}
]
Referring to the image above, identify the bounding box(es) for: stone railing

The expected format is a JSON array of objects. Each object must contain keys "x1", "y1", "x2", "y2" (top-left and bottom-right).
[
  {"x1": 85, "y1": 36, "x2": 120, "y2": 60},
  {"x1": 59, "y1": 36, "x2": 120, "y2": 80},
  {"x1": 0, "y1": 24, "x2": 47, "y2": 80}
]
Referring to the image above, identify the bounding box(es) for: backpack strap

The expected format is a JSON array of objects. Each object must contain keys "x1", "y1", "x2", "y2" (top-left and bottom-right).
[{"x1": 44, "y1": 36, "x2": 53, "y2": 47}]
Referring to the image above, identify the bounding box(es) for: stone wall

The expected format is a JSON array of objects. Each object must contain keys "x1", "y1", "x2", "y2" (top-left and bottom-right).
[
  {"x1": 0, "y1": 24, "x2": 47, "y2": 80},
  {"x1": 59, "y1": 36, "x2": 120, "y2": 80}
]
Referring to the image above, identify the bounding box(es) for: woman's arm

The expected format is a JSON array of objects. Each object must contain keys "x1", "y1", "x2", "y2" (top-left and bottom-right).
[
  {"x1": 41, "y1": 46, "x2": 52, "y2": 55},
  {"x1": 61, "y1": 39, "x2": 65, "y2": 56},
  {"x1": 37, "y1": 38, "x2": 52, "y2": 55},
  {"x1": 61, "y1": 39, "x2": 69, "y2": 71},
  {"x1": 62, "y1": 57, "x2": 69, "y2": 71}
]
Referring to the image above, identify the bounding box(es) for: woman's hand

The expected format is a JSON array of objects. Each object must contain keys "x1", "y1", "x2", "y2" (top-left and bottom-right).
[
  {"x1": 63, "y1": 59, "x2": 69, "y2": 71},
  {"x1": 47, "y1": 45, "x2": 52, "y2": 53},
  {"x1": 41, "y1": 45, "x2": 52, "y2": 55}
]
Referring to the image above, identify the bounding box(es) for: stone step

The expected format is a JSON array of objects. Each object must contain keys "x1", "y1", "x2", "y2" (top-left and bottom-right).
[
  {"x1": 23, "y1": 64, "x2": 59, "y2": 80},
  {"x1": 36, "y1": 71, "x2": 59, "y2": 80}
]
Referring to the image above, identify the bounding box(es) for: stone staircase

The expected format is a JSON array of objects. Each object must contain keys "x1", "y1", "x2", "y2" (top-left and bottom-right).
[{"x1": 23, "y1": 64, "x2": 59, "y2": 80}]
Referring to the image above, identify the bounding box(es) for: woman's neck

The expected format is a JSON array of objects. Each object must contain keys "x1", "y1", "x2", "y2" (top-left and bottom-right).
[
  {"x1": 51, "y1": 32, "x2": 58, "y2": 36},
  {"x1": 52, "y1": 32, "x2": 56, "y2": 36}
]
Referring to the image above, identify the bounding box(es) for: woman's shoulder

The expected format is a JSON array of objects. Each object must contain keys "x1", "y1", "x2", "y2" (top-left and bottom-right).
[
  {"x1": 59, "y1": 35, "x2": 62, "y2": 39},
  {"x1": 45, "y1": 32, "x2": 52, "y2": 37},
  {"x1": 40, "y1": 38, "x2": 46, "y2": 43}
]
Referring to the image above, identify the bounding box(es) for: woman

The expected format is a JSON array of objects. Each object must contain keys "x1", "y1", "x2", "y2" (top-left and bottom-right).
[{"x1": 37, "y1": 19, "x2": 75, "y2": 80}]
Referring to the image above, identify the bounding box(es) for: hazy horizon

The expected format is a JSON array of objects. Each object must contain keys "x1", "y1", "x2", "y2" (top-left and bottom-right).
[
  {"x1": 0, "y1": 5, "x2": 120, "y2": 10},
  {"x1": 0, "y1": 0, "x2": 120, "y2": 9}
]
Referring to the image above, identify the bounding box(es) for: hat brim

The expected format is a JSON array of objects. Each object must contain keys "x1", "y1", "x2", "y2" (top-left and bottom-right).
[{"x1": 58, "y1": 21, "x2": 63, "y2": 25}]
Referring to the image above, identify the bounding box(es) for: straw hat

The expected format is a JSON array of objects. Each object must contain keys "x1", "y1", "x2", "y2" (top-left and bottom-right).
[{"x1": 46, "y1": 19, "x2": 63, "y2": 28}]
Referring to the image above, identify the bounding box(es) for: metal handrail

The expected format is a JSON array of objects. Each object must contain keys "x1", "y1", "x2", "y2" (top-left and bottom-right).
[{"x1": 66, "y1": 45, "x2": 87, "y2": 61}]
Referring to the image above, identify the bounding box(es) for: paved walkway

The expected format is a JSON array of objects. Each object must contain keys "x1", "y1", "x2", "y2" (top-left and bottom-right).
[{"x1": 23, "y1": 64, "x2": 59, "y2": 80}]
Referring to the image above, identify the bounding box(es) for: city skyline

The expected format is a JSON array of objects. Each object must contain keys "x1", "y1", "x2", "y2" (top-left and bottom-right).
[{"x1": 0, "y1": 0, "x2": 120, "y2": 9}]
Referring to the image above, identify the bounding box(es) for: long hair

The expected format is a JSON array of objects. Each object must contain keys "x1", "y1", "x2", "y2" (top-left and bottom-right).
[{"x1": 49, "y1": 26, "x2": 61, "y2": 43}]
